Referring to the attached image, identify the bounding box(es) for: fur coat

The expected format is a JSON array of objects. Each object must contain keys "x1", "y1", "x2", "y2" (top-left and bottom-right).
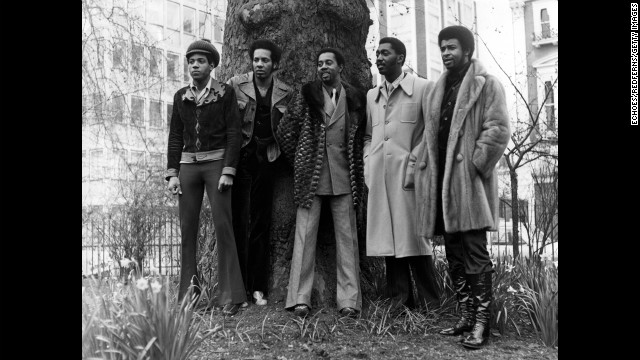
[
  {"x1": 276, "y1": 80, "x2": 366, "y2": 209},
  {"x1": 415, "y1": 59, "x2": 511, "y2": 238}
]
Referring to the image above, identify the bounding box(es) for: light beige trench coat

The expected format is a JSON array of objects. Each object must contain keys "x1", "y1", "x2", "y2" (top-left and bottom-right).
[
  {"x1": 415, "y1": 59, "x2": 511, "y2": 239},
  {"x1": 364, "y1": 73, "x2": 435, "y2": 257}
]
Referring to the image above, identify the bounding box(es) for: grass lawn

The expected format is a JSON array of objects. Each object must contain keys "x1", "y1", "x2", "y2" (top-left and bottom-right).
[
  {"x1": 186, "y1": 298, "x2": 557, "y2": 360},
  {"x1": 83, "y1": 255, "x2": 557, "y2": 360}
]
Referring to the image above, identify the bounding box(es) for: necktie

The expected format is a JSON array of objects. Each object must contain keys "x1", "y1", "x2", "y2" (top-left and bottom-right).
[{"x1": 331, "y1": 88, "x2": 337, "y2": 106}]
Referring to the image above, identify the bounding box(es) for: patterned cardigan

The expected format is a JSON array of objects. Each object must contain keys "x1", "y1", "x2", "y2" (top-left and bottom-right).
[{"x1": 276, "y1": 80, "x2": 366, "y2": 209}]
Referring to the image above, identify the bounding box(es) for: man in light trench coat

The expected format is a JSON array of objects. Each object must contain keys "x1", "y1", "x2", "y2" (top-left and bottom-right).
[
  {"x1": 415, "y1": 26, "x2": 510, "y2": 349},
  {"x1": 364, "y1": 37, "x2": 440, "y2": 311}
]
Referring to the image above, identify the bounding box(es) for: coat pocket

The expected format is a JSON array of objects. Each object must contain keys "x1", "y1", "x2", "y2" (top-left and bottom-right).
[
  {"x1": 400, "y1": 103, "x2": 419, "y2": 123},
  {"x1": 402, "y1": 153, "x2": 417, "y2": 191}
]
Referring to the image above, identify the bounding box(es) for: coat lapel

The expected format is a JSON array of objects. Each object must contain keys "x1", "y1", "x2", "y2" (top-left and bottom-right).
[
  {"x1": 271, "y1": 77, "x2": 289, "y2": 106},
  {"x1": 328, "y1": 85, "x2": 346, "y2": 127},
  {"x1": 447, "y1": 60, "x2": 486, "y2": 148},
  {"x1": 237, "y1": 71, "x2": 256, "y2": 101}
]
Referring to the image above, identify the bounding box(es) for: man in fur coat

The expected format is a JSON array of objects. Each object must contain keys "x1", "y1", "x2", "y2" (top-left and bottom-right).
[
  {"x1": 276, "y1": 48, "x2": 366, "y2": 319},
  {"x1": 414, "y1": 26, "x2": 510, "y2": 349}
]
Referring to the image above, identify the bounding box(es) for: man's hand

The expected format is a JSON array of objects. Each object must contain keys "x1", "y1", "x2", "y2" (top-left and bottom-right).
[
  {"x1": 218, "y1": 174, "x2": 234, "y2": 192},
  {"x1": 167, "y1": 177, "x2": 182, "y2": 195}
]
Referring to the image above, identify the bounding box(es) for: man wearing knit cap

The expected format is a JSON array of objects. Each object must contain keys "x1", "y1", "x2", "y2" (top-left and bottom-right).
[
  {"x1": 166, "y1": 38, "x2": 246, "y2": 316},
  {"x1": 227, "y1": 39, "x2": 293, "y2": 308},
  {"x1": 414, "y1": 26, "x2": 510, "y2": 349},
  {"x1": 276, "y1": 48, "x2": 365, "y2": 319}
]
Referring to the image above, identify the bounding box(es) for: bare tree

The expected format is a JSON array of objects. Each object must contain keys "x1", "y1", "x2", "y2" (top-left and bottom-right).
[
  {"x1": 216, "y1": 0, "x2": 378, "y2": 306},
  {"x1": 82, "y1": 0, "x2": 179, "y2": 275},
  {"x1": 521, "y1": 158, "x2": 558, "y2": 256}
]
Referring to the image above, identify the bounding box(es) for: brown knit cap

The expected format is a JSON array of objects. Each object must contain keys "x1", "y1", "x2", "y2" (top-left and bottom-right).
[{"x1": 185, "y1": 38, "x2": 220, "y2": 67}]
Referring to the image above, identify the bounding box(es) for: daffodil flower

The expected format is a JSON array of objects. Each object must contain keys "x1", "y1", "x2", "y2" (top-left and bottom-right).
[
  {"x1": 151, "y1": 279, "x2": 162, "y2": 294},
  {"x1": 136, "y1": 277, "x2": 149, "y2": 291}
]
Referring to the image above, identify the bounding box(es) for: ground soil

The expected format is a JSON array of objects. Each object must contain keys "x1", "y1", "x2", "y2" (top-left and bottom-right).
[{"x1": 190, "y1": 300, "x2": 557, "y2": 360}]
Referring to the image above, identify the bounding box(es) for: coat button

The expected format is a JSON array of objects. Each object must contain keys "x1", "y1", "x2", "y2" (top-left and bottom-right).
[
  {"x1": 419, "y1": 161, "x2": 427, "y2": 170},
  {"x1": 196, "y1": 109, "x2": 202, "y2": 115},
  {"x1": 385, "y1": 120, "x2": 389, "y2": 124},
  {"x1": 383, "y1": 105, "x2": 386, "y2": 109},
  {"x1": 459, "y1": 130, "x2": 464, "y2": 137},
  {"x1": 384, "y1": 136, "x2": 389, "y2": 141},
  {"x1": 456, "y1": 153, "x2": 463, "y2": 162}
]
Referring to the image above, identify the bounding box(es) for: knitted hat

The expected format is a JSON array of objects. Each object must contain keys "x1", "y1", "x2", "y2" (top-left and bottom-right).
[{"x1": 185, "y1": 39, "x2": 220, "y2": 67}]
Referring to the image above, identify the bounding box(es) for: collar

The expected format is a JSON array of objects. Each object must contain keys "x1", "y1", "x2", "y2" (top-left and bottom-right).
[
  {"x1": 182, "y1": 77, "x2": 226, "y2": 106},
  {"x1": 189, "y1": 76, "x2": 213, "y2": 93},
  {"x1": 446, "y1": 61, "x2": 472, "y2": 85},
  {"x1": 375, "y1": 72, "x2": 415, "y2": 101},
  {"x1": 384, "y1": 72, "x2": 406, "y2": 91}
]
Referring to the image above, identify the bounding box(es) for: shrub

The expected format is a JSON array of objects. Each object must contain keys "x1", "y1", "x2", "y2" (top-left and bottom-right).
[
  {"x1": 82, "y1": 276, "x2": 214, "y2": 359},
  {"x1": 514, "y1": 256, "x2": 558, "y2": 347}
]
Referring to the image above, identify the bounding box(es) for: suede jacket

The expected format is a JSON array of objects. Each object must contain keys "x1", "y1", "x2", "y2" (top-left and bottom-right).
[
  {"x1": 276, "y1": 80, "x2": 366, "y2": 209},
  {"x1": 227, "y1": 71, "x2": 293, "y2": 162},
  {"x1": 166, "y1": 77, "x2": 242, "y2": 180}
]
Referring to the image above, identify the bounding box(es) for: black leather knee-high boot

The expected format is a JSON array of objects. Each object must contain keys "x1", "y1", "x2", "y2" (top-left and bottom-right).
[
  {"x1": 462, "y1": 272, "x2": 492, "y2": 349},
  {"x1": 440, "y1": 269, "x2": 475, "y2": 336}
]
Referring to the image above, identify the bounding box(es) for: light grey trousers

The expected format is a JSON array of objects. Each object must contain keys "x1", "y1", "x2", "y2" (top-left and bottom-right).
[{"x1": 285, "y1": 194, "x2": 362, "y2": 311}]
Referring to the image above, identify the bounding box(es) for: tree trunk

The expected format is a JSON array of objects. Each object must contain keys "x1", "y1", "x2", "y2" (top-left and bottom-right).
[
  {"x1": 509, "y1": 170, "x2": 520, "y2": 259},
  {"x1": 216, "y1": 0, "x2": 379, "y2": 308}
]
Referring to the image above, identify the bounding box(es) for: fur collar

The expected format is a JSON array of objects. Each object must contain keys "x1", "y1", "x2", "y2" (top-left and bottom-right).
[{"x1": 427, "y1": 59, "x2": 488, "y2": 137}]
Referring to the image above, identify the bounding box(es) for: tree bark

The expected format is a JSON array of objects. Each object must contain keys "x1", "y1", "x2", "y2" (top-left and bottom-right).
[
  {"x1": 509, "y1": 170, "x2": 520, "y2": 259},
  {"x1": 215, "y1": 0, "x2": 380, "y2": 308}
]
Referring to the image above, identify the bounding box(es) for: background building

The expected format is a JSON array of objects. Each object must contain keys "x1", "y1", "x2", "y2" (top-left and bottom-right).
[
  {"x1": 492, "y1": 0, "x2": 557, "y2": 254},
  {"x1": 82, "y1": 0, "x2": 228, "y2": 208},
  {"x1": 365, "y1": 0, "x2": 478, "y2": 85}
]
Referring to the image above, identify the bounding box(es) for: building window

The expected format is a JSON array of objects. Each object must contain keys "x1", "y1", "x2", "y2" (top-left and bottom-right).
[
  {"x1": 167, "y1": 1, "x2": 181, "y2": 30},
  {"x1": 113, "y1": 149, "x2": 128, "y2": 180},
  {"x1": 148, "y1": 24, "x2": 164, "y2": 44},
  {"x1": 166, "y1": 29, "x2": 181, "y2": 49},
  {"x1": 90, "y1": 149, "x2": 104, "y2": 180},
  {"x1": 147, "y1": 0, "x2": 163, "y2": 25},
  {"x1": 149, "y1": 100, "x2": 163, "y2": 128},
  {"x1": 150, "y1": 153, "x2": 163, "y2": 174},
  {"x1": 96, "y1": 38, "x2": 105, "y2": 67},
  {"x1": 112, "y1": 94, "x2": 127, "y2": 124},
  {"x1": 184, "y1": 61, "x2": 190, "y2": 82},
  {"x1": 214, "y1": 16, "x2": 225, "y2": 42},
  {"x1": 92, "y1": 93, "x2": 104, "y2": 122},
  {"x1": 184, "y1": 6, "x2": 196, "y2": 34},
  {"x1": 540, "y1": 9, "x2": 550, "y2": 38},
  {"x1": 131, "y1": 96, "x2": 145, "y2": 126},
  {"x1": 167, "y1": 52, "x2": 180, "y2": 81},
  {"x1": 544, "y1": 81, "x2": 556, "y2": 131},
  {"x1": 130, "y1": 151, "x2": 147, "y2": 181},
  {"x1": 113, "y1": 39, "x2": 127, "y2": 69},
  {"x1": 82, "y1": 151, "x2": 88, "y2": 181},
  {"x1": 199, "y1": 11, "x2": 212, "y2": 39},
  {"x1": 167, "y1": 103, "x2": 173, "y2": 130},
  {"x1": 150, "y1": 47, "x2": 162, "y2": 77},
  {"x1": 132, "y1": 43, "x2": 145, "y2": 74}
]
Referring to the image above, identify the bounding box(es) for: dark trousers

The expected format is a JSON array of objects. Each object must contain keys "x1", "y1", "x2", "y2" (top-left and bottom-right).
[
  {"x1": 385, "y1": 256, "x2": 441, "y2": 309},
  {"x1": 444, "y1": 230, "x2": 493, "y2": 275},
  {"x1": 178, "y1": 161, "x2": 247, "y2": 305},
  {"x1": 232, "y1": 141, "x2": 275, "y2": 296},
  {"x1": 435, "y1": 166, "x2": 493, "y2": 275}
]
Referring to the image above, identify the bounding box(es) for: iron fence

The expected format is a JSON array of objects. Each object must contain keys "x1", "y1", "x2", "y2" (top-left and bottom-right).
[{"x1": 82, "y1": 209, "x2": 557, "y2": 279}]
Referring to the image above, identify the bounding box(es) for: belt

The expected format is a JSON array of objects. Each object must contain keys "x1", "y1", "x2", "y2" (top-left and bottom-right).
[{"x1": 179, "y1": 149, "x2": 225, "y2": 164}]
